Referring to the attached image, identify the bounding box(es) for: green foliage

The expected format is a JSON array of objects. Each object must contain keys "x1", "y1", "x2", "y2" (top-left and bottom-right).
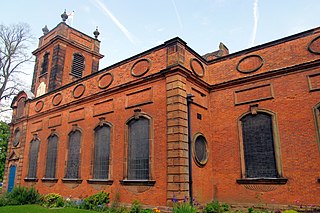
[
  {"x1": 130, "y1": 200, "x2": 142, "y2": 213},
  {"x1": 82, "y1": 191, "x2": 110, "y2": 211},
  {"x1": 172, "y1": 202, "x2": 197, "y2": 213},
  {"x1": 0, "y1": 204, "x2": 103, "y2": 212},
  {"x1": 203, "y1": 200, "x2": 230, "y2": 213},
  {"x1": 42, "y1": 193, "x2": 64, "y2": 208},
  {"x1": 0, "y1": 121, "x2": 9, "y2": 181},
  {"x1": 282, "y1": 211, "x2": 298, "y2": 213},
  {"x1": 5, "y1": 185, "x2": 41, "y2": 205}
]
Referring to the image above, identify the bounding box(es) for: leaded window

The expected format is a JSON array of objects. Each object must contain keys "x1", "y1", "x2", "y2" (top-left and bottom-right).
[
  {"x1": 93, "y1": 125, "x2": 111, "y2": 179},
  {"x1": 127, "y1": 117, "x2": 150, "y2": 180},
  {"x1": 241, "y1": 113, "x2": 278, "y2": 178},
  {"x1": 27, "y1": 138, "x2": 40, "y2": 178},
  {"x1": 65, "y1": 130, "x2": 81, "y2": 179},
  {"x1": 71, "y1": 53, "x2": 84, "y2": 78},
  {"x1": 45, "y1": 134, "x2": 58, "y2": 178},
  {"x1": 193, "y1": 134, "x2": 208, "y2": 166},
  {"x1": 41, "y1": 52, "x2": 49, "y2": 74}
]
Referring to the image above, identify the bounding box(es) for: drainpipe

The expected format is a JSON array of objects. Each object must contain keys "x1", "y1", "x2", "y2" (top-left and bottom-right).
[{"x1": 186, "y1": 94, "x2": 194, "y2": 205}]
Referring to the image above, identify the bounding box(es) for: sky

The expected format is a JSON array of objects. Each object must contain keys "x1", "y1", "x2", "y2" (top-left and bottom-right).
[{"x1": 1, "y1": 0, "x2": 320, "y2": 90}]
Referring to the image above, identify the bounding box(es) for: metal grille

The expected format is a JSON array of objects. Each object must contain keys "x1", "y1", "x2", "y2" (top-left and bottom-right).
[
  {"x1": 128, "y1": 117, "x2": 149, "y2": 180},
  {"x1": 241, "y1": 113, "x2": 278, "y2": 178},
  {"x1": 71, "y1": 53, "x2": 84, "y2": 78},
  {"x1": 41, "y1": 52, "x2": 49, "y2": 74},
  {"x1": 93, "y1": 125, "x2": 110, "y2": 179},
  {"x1": 45, "y1": 135, "x2": 58, "y2": 178},
  {"x1": 195, "y1": 136, "x2": 207, "y2": 163},
  {"x1": 65, "y1": 130, "x2": 81, "y2": 179},
  {"x1": 27, "y1": 139, "x2": 40, "y2": 178}
]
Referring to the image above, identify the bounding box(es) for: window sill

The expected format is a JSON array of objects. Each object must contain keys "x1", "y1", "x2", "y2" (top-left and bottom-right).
[
  {"x1": 41, "y1": 178, "x2": 58, "y2": 183},
  {"x1": 236, "y1": 178, "x2": 288, "y2": 185},
  {"x1": 61, "y1": 178, "x2": 83, "y2": 184},
  {"x1": 120, "y1": 179, "x2": 156, "y2": 186},
  {"x1": 24, "y1": 178, "x2": 38, "y2": 182},
  {"x1": 87, "y1": 179, "x2": 113, "y2": 185}
]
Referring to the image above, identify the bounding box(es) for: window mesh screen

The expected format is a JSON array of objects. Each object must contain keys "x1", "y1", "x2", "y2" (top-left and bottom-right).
[
  {"x1": 65, "y1": 130, "x2": 81, "y2": 179},
  {"x1": 71, "y1": 54, "x2": 84, "y2": 78},
  {"x1": 45, "y1": 135, "x2": 58, "y2": 178},
  {"x1": 241, "y1": 113, "x2": 278, "y2": 178},
  {"x1": 41, "y1": 53, "x2": 49, "y2": 74},
  {"x1": 128, "y1": 117, "x2": 149, "y2": 180},
  {"x1": 27, "y1": 139, "x2": 40, "y2": 178},
  {"x1": 93, "y1": 125, "x2": 111, "y2": 179}
]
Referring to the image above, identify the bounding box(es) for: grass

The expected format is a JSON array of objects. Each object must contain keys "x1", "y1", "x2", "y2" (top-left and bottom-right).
[{"x1": 0, "y1": 204, "x2": 96, "y2": 213}]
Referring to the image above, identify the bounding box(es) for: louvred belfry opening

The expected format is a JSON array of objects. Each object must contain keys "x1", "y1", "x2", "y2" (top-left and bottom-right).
[{"x1": 71, "y1": 53, "x2": 85, "y2": 78}]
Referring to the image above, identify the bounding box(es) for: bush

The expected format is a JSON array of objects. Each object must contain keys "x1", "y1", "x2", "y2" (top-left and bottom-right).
[
  {"x1": 5, "y1": 185, "x2": 41, "y2": 205},
  {"x1": 42, "y1": 193, "x2": 64, "y2": 208},
  {"x1": 82, "y1": 191, "x2": 110, "y2": 211},
  {"x1": 172, "y1": 202, "x2": 197, "y2": 213},
  {"x1": 203, "y1": 200, "x2": 230, "y2": 213}
]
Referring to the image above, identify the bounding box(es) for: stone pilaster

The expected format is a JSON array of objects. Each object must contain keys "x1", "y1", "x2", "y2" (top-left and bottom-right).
[{"x1": 166, "y1": 73, "x2": 189, "y2": 205}]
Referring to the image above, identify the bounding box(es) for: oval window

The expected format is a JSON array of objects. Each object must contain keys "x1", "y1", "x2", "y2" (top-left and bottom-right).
[
  {"x1": 193, "y1": 134, "x2": 208, "y2": 167},
  {"x1": 13, "y1": 129, "x2": 21, "y2": 147}
]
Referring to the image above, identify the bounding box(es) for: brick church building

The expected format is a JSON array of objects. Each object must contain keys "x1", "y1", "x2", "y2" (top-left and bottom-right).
[{"x1": 3, "y1": 12, "x2": 320, "y2": 208}]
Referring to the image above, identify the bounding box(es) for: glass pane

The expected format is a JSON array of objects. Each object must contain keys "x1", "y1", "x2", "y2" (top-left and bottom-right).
[
  {"x1": 93, "y1": 125, "x2": 110, "y2": 179},
  {"x1": 28, "y1": 139, "x2": 40, "y2": 178},
  {"x1": 65, "y1": 130, "x2": 81, "y2": 178},
  {"x1": 45, "y1": 135, "x2": 58, "y2": 178}
]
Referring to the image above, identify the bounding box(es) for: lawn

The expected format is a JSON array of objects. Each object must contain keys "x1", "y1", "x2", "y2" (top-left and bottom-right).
[{"x1": 0, "y1": 204, "x2": 95, "y2": 213}]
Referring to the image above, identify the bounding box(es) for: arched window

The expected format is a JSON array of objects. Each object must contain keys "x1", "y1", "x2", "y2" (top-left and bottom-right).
[
  {"x1": 27, "y1": 138, "x2": 40, "y2": 178},
  {"x1": 41, "y1": 52, "x2": 49, "y2": 74},
  {"x1": 93, "y1": 124, "x2": 111, "y2": 179},
  {"x1": 240, "y1": 112, "x2": 278, "y2": 178},
  {"x1": 127, "y1": 117, "x2": 150, "y2": 180},
  {"x1": 71, "y1": 53, "x2": 85, "y2": 78},
  {"x1": 65, "y1": 130, "x2": 81, "y2": 179},
  {"x1": 16, "y1": 97, "x2": 26, "y2": 118},
  {"x1": 45, "y1": 134, "x2": 58, "y2": 179}
]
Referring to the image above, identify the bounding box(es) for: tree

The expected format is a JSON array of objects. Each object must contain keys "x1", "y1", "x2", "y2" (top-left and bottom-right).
[
  {"x1": 0, "y1": 23, "x2": 34, "y2": 116},
  {"x1": 0, "y1": 121, "x2": 9, "y2": 181}
]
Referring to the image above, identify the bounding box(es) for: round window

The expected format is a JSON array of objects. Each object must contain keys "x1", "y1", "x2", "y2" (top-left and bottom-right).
[
  {"x1": 193, "y1": 134, "x2": 208, "y2": 167},
  {"x1": 13, "y1": 129, "x2": 21, "y2": 147}
]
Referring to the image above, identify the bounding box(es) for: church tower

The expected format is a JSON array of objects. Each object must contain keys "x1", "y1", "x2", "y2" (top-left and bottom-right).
[{"x1": 31, "y1": 11, "x2": 104, "y2": 97}]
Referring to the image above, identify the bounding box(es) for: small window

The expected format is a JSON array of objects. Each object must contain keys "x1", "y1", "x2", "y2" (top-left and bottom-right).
[
  {"x1": 45, "y1": 134, "x2": 58, "y2": 178},
  {"x1": 41, "y1": 52, "x2": 49, "y2": 74},
  {"x1": 13, "y1": 128, "x2": 21, "y2": 147},
  {"x1": 127, "y1": 117, "x2": 150, "y2": 180},
  {"x1": 71, "y1": 53, "x2": 85, "y2": 78},
  {"x1": 241, "y1": 112, "x2": 278, "y2": 178},
  {"x1": 65, "y1": 130, "x2": 81, "y2": 179},
  {"x1": 93, "y1": 124, "x2": 111, "y2": 179},
  {"x1": 193, "y1": 134, "x2": 208, "y2": 167},
  {"x1": 27, "y1": 138, "x2": 40, "y2": 178},
  {"x1": 16, "y1": 97, "x2": 26, "y2": 118}
]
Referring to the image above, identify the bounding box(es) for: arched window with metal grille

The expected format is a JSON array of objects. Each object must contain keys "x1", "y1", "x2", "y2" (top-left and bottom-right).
[
  {"x1": 71, "y1": 53, "x2": 85, "y2": 78},
  {"x1": 45, "y1": 134, "x2": 58, "y2": 179},
  {"x1": 93, "y1": 124, "x2": 111, "y2": 179},
  {"x1": 241, "y1": 112, "x2": 278, "y2": 178},
  {"x1": 65, "y1": 130, "x2": 81, "y2": 179},
  {"x1": 27, "y1": 138, "x2": 40, "y2": 178},
  {"x1": 127, "y1": 116, "x2": 150, "y2": 180}
]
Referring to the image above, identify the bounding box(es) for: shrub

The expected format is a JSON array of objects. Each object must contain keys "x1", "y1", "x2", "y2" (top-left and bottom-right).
[
  {"x1": 172, "y1": 202, "x2": 197, "y2": 213},
  {"x1": 130, "y1": 200, "x2": 142, "y2": 213},
  {"x1": 5, "y1": 185, "x2": 41, "y2": 205},
  {"x1": 42, "y1": 193, "x2": 64, "y2": 208},
  {"x1": 82, "y1": 191, "x2": 110, "y2": 211},
  {"x1": 203, "y1": 200, "x2": 230, "y2": 213}
]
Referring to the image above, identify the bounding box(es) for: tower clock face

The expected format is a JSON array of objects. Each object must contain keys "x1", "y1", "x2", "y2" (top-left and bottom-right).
[{"x1": 13, "y1": 129, "x2": 21, "y2": 147}]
